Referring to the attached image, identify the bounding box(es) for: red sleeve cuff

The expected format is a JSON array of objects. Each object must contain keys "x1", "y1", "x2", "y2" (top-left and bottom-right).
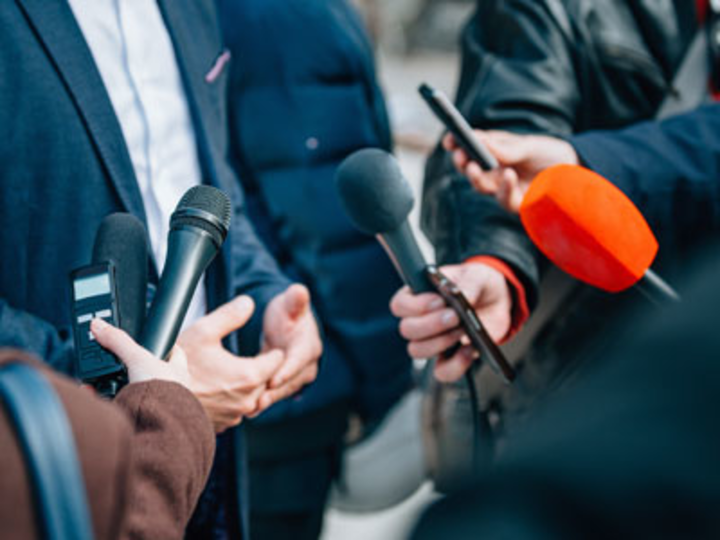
[{"x1": 466, "y1": 256, "x2": 530, "y2": 342}]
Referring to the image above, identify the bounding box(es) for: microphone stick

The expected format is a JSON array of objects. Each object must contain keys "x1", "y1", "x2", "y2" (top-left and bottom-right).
[{"x1": 141, "y1": 186, "x2": 231, "y2": 359}]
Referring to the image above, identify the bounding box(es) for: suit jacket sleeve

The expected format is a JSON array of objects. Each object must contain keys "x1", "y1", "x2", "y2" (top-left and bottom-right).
[
  {"x1": 0, "y1": 299, "x2": 74, "y2": 374},
  {"x1": 115, "y1": 380, "x2": 215, "y2": 540},
  {"x1": 227, "y1": 180, "x2": 292, "y2": 355},
  {"x1": 572, "y1": 104, "x2": 720, "y2": 246}
]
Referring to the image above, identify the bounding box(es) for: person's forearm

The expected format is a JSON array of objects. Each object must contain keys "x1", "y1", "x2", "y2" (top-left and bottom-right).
[
  {"x1": 115, "y1": 381, "x2": 215, "y2": 540},
  {"x1": 228, "y1": 182, "x2": 291, "y2": 355},
  {"x1": 572, "y1": 105, "x2": 720, "y2": 221}
]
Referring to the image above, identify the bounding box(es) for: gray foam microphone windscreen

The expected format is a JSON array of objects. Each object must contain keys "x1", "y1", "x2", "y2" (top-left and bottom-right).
[{"x1": 336, "y1": 148, "x2": 415, "y2": 235}]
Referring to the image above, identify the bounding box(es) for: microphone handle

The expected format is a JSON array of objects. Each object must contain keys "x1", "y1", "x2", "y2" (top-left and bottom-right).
[
  {"x1": 636, "y1": 269, "x2": 681, "y2": 307},
  {"x1": 140, "y1": 229, "x2": 217, "y2": 359},
  {"x1": 377, "y1": 221, "x2": 434, "y2": 294}
]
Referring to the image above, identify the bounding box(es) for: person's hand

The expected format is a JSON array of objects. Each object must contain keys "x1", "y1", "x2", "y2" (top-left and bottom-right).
[
  {"x1": 390, "y1": 262, "x2": 513, "y2": 383},
  {"x1": 178, "y1": 296, "x2": 286, "y2": 433},
  {"x1": 90, "y1": 318, "x2": 190, "y2": 387},
  {"x1": 258, "y1": 284, "x2": 322, "y2": 411},
  {"x1": 444, "y1": 130, "x2": 579, "y2": 213}
]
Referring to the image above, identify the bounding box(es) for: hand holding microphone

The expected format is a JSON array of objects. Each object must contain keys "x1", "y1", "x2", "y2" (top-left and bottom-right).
[
  {"x1": 336, "y1": 149, "x2": 515, "y2": 383},
  {"x1": 390, "y1": 263, "x2": 513, "y2": 383},
  {"x1": 91, "y1": 318, "x2": 190, "y2": 388}
]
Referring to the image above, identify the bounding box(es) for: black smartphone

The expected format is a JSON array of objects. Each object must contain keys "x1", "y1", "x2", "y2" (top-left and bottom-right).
[
  {"x1": 419, "y1": 83, "x2": 498, "y2": 171},
  {"x1": 426, "y1": 265, "x2": 515, "y2": 384}
]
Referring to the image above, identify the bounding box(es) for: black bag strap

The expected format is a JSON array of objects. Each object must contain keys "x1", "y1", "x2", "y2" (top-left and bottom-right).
[{"x1": 0, "y1": 363, "x2": 93, "y2": 540}]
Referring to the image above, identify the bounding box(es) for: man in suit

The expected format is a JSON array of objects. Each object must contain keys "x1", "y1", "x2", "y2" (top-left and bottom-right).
[{"x1": 0, "y1": 0, "x2": 322, "y2": 536}]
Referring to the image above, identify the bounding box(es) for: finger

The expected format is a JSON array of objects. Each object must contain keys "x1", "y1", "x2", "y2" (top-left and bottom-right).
[
  {"x1": 167, "y1": 345, "x2": 187, "y2": 367},
  {"x1": 390, "y1": 287, "x2": 445, "y2": 318},
  {"x1": 496, "y1": 168, "x2": 519, "y2": 212},
  {"x1": 452, "y1": 149, "x2": 470, "y2": 171},
  {"x1": 91, "y1": 318, "x2": 152, "y2": 370},
  {"x1": 189, "y1": 295, "x2": 255, "y2": 341},
  {"x1": 282, "y1": 284, "x2": 311, "y2": 322},
  {"x1": 443, "y1": 133, "x2": 459, "y2": 151},
  {"x1": 407, "y1": 328, "x2": 465, "y2": 359},
  {"x1": 508, "y1": 173, "x2": 526, "y2": 214},
  {"x1": 258, "y1": 364, "x2": 318, "y2": 411},
  {"x1": 232, "y1": 349, "x2": 286, "y2": 389},
  {"x1": 482, "y1": 131, "x2": 535, "y2": 167},
  {"x1": 399, "y1": 308, "x2": 460, "y2": 341},
  {"x1": 166, "y1": 345, "x2": 190, "y2": 384},
  {"x1": 434, "y1": 345, "x2": 477, "y2": 383},
  {"x1": 466, "y1": 162, "x2": 505, "y2": 195},
  {"x1": 270, "y1": 326, "x2": 322, "y2": 387}
]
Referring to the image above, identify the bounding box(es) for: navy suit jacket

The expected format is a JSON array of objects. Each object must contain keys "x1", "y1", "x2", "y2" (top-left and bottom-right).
[{"x1": 0, "y1": 0, "x2": 291, "y2": 535}]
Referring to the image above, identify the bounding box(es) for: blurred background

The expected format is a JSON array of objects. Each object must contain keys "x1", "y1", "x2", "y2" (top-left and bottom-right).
[{"x1": 322, "y1": 2, "x2": 471, "y2": 538}]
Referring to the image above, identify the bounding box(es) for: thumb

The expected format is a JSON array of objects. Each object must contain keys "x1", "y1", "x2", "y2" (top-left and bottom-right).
[
  {"x1": 190, "y1": 295, "x2": 256, "y2": 341},
  {"x1": 91, "y1": 318, "x2": 152, "y2": 371},
  {"x1": 482, "y1": 131, "x2": 532, "y2": 166},
  {"x1": 497, "y1": 168, "x2": 524, "y2": 214},
  {"x1": 282, "y1": 284, "x2": 311, "y2": 322}
]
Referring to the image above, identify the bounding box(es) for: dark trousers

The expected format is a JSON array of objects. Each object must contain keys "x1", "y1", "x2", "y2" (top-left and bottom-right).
[{"x1": 246, "y1": 402, "x2": 350, "y2": 540}]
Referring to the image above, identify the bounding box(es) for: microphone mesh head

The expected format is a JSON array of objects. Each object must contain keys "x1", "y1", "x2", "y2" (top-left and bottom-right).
[
  {"x1": 92, "y1": 213, "x2": 149, "y2": 339},
  {"x1": 171, "y1": 185, "x2": 231, "y2": 247},
  {"x1": 336, "y1": 148, "x2": 414, "y2": 235},
  {"x1": 520, "y1": 165, "x2": 658, "y2": 292}
]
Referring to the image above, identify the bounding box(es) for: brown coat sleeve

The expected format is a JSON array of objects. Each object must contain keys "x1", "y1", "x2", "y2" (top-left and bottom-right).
[
  {"x1": 115, "y1": 380, "x2": 215, "y2": 540},
  {"x1": 0, "y1": 350, "x2": 133, "y2": 540}
]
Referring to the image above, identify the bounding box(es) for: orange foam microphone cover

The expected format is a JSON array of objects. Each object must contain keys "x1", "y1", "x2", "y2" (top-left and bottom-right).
[{"x1": 519, "y1": 165, "x2": 659, "y2": 293}]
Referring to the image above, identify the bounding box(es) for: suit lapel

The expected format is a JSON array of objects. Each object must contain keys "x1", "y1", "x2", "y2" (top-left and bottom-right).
[{"x1": 15, "y1": 0, "x2": 147, "y2": 221}]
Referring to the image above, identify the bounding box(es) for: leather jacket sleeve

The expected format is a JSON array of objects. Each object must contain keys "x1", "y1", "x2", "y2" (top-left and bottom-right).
[{"x1": 422, "y1": 0, "x2": 581, "y2": 309}]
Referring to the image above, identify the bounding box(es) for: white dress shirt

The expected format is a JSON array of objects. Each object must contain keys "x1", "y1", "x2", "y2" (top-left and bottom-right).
[{"x1": 69, "y1": 0, "x2": 207, "y2": 327}]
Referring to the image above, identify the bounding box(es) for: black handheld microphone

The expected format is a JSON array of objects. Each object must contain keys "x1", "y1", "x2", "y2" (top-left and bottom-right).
[
  {"x1": 140, "y1": 186, "x2": 231, "y2": 359},
  {"x1": 71, "y1": 213, "x2": 149, "y2": 397},
  {"x1": 336, "y1": 148, "x2": 433, "y2": 294},
  {"x1": 92, "y1": 213, "x2": 149, "y2": 340},
  {"x1": 336, "y1": 149, "x2": 515, "y2": 383}
]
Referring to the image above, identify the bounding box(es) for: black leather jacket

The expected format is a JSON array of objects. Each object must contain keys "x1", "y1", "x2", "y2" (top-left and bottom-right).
[
  {"x1": 424, "y1": 0, "x2": 699, "y2": 294},
  {"x1": 422, "y1": 0, "x2": 702, "y2": 422}
]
